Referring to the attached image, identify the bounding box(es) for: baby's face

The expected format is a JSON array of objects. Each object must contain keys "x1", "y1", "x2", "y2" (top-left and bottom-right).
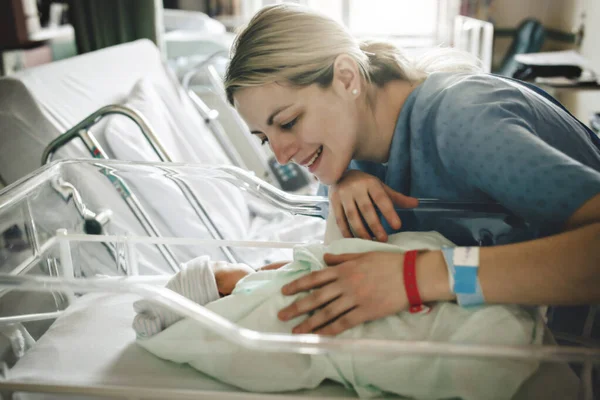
[{"x1": 211, "y1": 262, "x2": 255, "y2": 296}]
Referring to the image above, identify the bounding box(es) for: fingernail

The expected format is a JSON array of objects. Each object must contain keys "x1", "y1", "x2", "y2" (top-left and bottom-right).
[
  {"x1": 281, "y1": 285, "x2": 289, "y2": 295},
  {"x1": 278, "y1": 311, "x2": 288, "y2": 321}
]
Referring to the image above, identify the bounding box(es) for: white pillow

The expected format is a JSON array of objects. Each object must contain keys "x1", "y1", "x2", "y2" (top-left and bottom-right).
[
  {"x1": 105, "y1": 78, "x2": 229, "y2": 165},
  {"x1": 103, "y1": 78, "x2": 250, "y2": 249}
]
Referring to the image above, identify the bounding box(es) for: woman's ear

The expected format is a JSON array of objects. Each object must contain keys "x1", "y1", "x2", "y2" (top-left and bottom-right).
[{"x1": 332, "y1": 54, "x2": 361, "y2": 98}]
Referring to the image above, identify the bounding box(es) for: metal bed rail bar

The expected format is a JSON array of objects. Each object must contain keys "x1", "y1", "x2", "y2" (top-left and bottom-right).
[
  {"x1": 171, "y1": 51, "x2": 250, "y2": 172},
  {"x1": 41, "y1": 105, "x2": 170, "y2": 166},
  {"x1": 40, "y1": 105, "x2": 237, "y2": 268},
  {"x1": 180, "y1": 52, "x2": 281, "y2": 186},
  {"x1": 186, "y1": 89, "x2": 248, "y2": 169}
]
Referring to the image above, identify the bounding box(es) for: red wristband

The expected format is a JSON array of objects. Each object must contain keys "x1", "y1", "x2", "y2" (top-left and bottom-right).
[{"x1": 403, "y1": 250, "x2": 430, "y2": 314}]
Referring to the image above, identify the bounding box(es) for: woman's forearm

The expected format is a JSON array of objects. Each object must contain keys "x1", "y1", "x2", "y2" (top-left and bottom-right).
[
  {"x1": 418, "y1": 223, "x2": 600, "y2": 305},
  {"x1": 480, "y1": 222, "x2": 600, "y2": 305}
]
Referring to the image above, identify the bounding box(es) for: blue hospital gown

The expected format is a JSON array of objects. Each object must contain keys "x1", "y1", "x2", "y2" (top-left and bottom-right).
[{"x1": 320, "y1": 72, "x2": 600, "y2": 237}]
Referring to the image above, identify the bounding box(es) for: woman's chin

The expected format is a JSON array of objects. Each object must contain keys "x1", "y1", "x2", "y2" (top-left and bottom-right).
[{"x1": 313, "y1": 169, "x2": 343, "y2": 185}]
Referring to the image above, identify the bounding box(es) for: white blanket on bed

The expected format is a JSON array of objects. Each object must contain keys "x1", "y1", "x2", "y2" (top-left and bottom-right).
[{"x1": 136, "y1": 232, "x2": 542, "y2": 400}]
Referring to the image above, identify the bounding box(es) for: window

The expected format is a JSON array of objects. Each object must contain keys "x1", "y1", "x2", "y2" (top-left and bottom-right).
[{"x1": 252, "y1": 0, "x2": 454, "y2": 48}]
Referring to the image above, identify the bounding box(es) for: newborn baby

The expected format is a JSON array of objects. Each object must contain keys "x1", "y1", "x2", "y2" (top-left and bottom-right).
[{"x1": 133, "y1": 232, "x2": 542, "y2": 400}]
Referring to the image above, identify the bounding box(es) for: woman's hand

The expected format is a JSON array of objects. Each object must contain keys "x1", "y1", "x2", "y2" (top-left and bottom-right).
[
  {"x1": 329, "y1": 170, "x2": 419, "y2": 242},
  {"x1": 277, "y1": 252, "x2": 410, "y2": 335}
]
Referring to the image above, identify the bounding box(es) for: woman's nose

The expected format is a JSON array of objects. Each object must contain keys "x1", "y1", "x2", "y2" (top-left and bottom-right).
[{"x1": 270, "y1": 133, "x2": 299, "y2": 165}]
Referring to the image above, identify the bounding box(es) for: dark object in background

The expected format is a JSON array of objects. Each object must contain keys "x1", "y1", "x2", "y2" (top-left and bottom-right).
[
  {"x1": 591, "y1": 112, "x2": 600, "y2": 135},
  {"x1": 83, "y1": 218, "x2": 103, "y2": 235},
  {"x1": 512, "y1": 64, "x2": 583, "y2": 81},
  {"x1": 497, "y1": 19, "x2": 546, "y2": 78},
  {"x1": 267, "y1": 157, "x2": 313, "y2": 193},
  {"x1": 163, "y1": 0, "x2": 178, "y2": 8},
  {"x1": 37, "y1": 0, "x2": 69, "y2": 26},
  {"x1": 67, "y1": 0, "x2": 159, "y2": 54},
  {"x1": 37, "y1": 0, "x2": 52, "y2": 26},
  {"x1": 2, "y1": 224, "x2": 30, "y2": 252},
  {"x1": 0, "y1": 0, "x2": 29, "y2": 48},
  {"x1": 160, "y1": 0, "x2": 239, "y2": 16}
]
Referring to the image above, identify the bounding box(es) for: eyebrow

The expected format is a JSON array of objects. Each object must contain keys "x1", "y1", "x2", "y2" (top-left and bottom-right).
[{"x1": 250, "y1": 105, "x2": 292, "y2": 135}]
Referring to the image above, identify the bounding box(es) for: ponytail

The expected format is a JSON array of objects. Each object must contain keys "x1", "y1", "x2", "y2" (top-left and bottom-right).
[{"x1": 225, "y1": 4, "x2": 482, "y2": 103}]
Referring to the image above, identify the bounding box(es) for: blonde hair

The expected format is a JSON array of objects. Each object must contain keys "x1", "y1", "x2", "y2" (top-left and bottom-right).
[{"x1": 225, "y1": 4, "x2": 481, "y2": 105}]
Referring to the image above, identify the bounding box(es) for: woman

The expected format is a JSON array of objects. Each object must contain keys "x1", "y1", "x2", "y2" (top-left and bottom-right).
[{"x1": 224, "y1": 4, "x2": 600, "y2": 336}]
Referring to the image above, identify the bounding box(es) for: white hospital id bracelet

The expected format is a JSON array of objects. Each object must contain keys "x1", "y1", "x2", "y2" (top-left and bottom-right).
[{"x1": 441, "y1": 247, "x2": 485, "y2": 307}]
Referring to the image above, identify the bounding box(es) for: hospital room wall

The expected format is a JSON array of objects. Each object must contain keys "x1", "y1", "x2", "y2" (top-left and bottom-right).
[{"x1": 559, "y1": 0, "x2": 600, "y2": 124}]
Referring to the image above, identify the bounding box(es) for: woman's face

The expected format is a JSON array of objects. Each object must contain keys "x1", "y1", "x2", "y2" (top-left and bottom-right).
[{"x1": 233, "y1": 81, "x2": 360, "y2": 185}]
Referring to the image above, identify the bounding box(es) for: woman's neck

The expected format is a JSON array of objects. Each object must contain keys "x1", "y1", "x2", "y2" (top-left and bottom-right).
[{"x1": 355, "y1": 79, "x2": 417, "y2": 163}]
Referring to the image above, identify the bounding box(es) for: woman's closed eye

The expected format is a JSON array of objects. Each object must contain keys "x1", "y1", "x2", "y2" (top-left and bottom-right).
[
  {"x1": 255, "y1": 117, "x2": 297, "y2": 145},
  {"x1": 281, "y1": 117, "x2": 298, "y2": 131}
]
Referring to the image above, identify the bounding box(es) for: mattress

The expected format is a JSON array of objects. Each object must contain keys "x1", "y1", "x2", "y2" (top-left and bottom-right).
[
  {"x1": 4, "y1": 292, "x2": 581, "y2": 400},
  {"x1": 4, "y1": 292, "x2": 356, "y2": 400}
]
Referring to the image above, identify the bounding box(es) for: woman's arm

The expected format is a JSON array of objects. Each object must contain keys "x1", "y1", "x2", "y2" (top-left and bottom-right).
[
  {"x1": 280, "y1": 193, "x2": 600, "y2": 336},
  {"x1": 419, "y1": 193, "x2": 600, "y2": 305},
  {"x1": 416, "y1": 82, "x2": 600, "y2": 305}
]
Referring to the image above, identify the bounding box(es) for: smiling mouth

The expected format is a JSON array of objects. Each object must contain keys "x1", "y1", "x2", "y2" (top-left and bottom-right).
[{"x1": 303, "y1": 146, "x2": 323, "y2": 167}]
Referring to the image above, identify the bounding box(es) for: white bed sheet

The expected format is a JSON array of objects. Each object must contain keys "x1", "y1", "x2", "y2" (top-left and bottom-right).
[{"x1": 5, "y1": 292, "x2": 580, "y2": 400}]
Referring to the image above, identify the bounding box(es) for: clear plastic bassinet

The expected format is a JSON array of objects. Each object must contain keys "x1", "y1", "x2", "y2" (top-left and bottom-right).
[{"x1": 0, "y1": 159, "x2": 597, "y2": 400}]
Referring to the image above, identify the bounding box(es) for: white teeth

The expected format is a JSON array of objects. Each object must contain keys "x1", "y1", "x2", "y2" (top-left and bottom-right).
[{"x1": 306, "y1": 146, "x2": 323, "y2": 167}]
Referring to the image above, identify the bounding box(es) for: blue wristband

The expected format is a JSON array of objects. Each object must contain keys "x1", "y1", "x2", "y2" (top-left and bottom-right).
[{"x1": 441, "y1": 247, "x2": 485, "y2": 307}]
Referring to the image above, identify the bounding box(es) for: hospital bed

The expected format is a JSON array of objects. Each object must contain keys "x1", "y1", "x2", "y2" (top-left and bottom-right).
[
  {"x1": 0, "y1": 37, "x2": 325, "y2": 261},
  {"x1": 0, "y1": 39, "x2": 269, "y2": 187},
  {"x1": 0, "y1": 159, "x2": 598, "y2": 400}
]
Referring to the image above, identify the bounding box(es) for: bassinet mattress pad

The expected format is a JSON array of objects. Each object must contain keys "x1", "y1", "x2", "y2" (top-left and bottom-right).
[{"x1": 5, "y1": 292, "x2": 354, "y2": 399}]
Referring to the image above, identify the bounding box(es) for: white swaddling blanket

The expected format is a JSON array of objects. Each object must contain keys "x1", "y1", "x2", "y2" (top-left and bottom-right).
[{"x1": 135, "y1": 232, "x2": 542, "y2": 399}]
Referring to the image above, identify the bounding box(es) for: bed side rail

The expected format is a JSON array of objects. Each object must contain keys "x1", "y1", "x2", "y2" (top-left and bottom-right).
[{"x1": 40, "y1": 105, "x2": 236, "y2": 269}]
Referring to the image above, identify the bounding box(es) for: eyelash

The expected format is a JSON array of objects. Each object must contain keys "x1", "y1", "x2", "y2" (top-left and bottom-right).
[
  {"x1": 258, "y1": 117, "x2": 298, "y2": 145},
  {"x1": 281, "y1": 117, "x2": 298, "y2": 131}
]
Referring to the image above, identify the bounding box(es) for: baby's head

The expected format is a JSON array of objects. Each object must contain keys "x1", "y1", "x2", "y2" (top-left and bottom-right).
[{"x1": 210, "y1": 261, "x2": 255, "y2": 296}]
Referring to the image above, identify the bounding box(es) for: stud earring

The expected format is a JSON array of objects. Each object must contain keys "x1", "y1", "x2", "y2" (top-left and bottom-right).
[{"x1": 351, "y1": 88, "x2": 359, "y2": 95}]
